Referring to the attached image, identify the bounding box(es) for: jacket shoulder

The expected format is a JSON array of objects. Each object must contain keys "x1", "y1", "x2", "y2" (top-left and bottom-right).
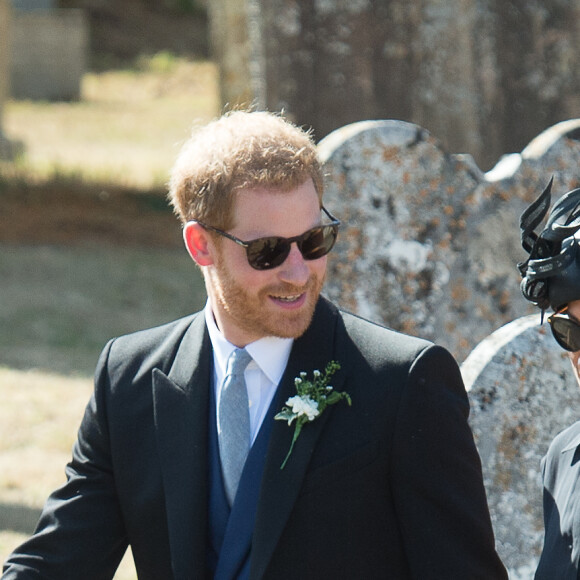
[
  {"x1": 337, "y1": 306, "x2": 433, "y2": 362},
  {"x1": 99, "y1": 311, "x2": 203, "y2": 379},
  {"x1": 111, "y1": 312, "x2": 201, "y2": 348}
]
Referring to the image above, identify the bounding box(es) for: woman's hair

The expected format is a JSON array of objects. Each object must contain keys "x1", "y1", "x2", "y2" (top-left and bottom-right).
[{"x1": 168, "y1": 110, "x2": 324, "y2": 228}]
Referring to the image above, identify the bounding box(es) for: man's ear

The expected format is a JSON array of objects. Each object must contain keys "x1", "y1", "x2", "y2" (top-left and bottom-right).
[{"x1": 183, "y1": 222, "x2": 214, "y2": 266}]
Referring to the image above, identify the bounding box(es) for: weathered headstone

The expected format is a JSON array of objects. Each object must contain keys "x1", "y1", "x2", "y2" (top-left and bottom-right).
[
  {"x1": 319, "y1": 117, "x2": 580, "y2": 363},
  {"x1": 462, "y1": 315, "x2": 580, "y2": 578}
]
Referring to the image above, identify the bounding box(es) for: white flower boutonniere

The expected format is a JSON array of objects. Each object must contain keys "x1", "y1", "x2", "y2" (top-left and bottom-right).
[{"x1": 275, "y1": 360, "x2": 351, "y2": 469}]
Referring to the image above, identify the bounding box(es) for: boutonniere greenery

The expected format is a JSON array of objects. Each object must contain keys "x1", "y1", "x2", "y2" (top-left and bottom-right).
[{"x1": 275, "y1": 360, "x2": 351, "y2": 469}]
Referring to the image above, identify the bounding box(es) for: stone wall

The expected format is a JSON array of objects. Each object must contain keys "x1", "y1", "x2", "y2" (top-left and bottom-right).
[
  {"x1": 210, "y1": 0, "x2": 580, "y2": 171},
  {"x1": 10, "y1": 8, "x2": 88, "y2": 101}
]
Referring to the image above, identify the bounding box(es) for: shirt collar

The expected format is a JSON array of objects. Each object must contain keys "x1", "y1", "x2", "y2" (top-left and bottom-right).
[{"x1": 204, "y1": 301, "x2": 293, "y2": 385}]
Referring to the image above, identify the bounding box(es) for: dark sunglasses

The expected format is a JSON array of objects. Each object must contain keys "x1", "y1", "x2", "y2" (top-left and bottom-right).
[
  {"x1": 194, "y1": 207, "x2": 340, "y2": 270},
  {"x1": 548, "y1": 308, "x2": 580, "y2": 352}
]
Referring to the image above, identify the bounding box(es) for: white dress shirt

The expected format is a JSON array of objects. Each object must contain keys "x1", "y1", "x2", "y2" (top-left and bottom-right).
[{"x1": 204, "y1": 303, "x2": 293, "y2": 444}]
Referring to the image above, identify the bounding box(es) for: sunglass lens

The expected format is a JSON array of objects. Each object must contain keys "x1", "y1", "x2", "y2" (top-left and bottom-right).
[
  {"x1": 300, "y1": 226, "x2": 338, "y2": 260},
  {"x1": 247, "y1": 237, "x2": 290, "y2": 270},
  {"x1": 551, "y1": 317, "x2": 580, "y2": 352},
  {"x1": 245, "y1": 224, "x2": 338, "y2": 270}
]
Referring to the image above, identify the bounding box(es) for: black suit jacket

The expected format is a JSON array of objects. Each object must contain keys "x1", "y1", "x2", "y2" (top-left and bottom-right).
[
  {"x1": 535, "y1": 421, "x2": 580, "y2": 579},
  {"x1": 3, "y1": 297, "x2": 507, "y2": 579}
]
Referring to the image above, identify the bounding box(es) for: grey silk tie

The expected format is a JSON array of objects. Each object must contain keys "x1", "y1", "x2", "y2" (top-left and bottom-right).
[{"x1": 218, "y1": 348, "x2": 253, "y2": 506}]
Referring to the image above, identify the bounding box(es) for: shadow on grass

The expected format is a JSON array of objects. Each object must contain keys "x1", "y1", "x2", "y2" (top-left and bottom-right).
[
  {"x1": 0, "y1": 244, "x2": 207, "y2": 376},
  {"x1": 0, "y1": 503, "x2": 41, "y2": 535}
]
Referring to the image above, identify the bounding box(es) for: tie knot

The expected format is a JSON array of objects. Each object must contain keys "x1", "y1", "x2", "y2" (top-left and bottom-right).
[{"x1": 226, "y1": 348, "x2": 252, "y2": 377}]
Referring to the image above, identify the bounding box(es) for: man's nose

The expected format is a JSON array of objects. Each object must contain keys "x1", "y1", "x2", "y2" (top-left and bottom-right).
[{"x1": 278, "y1": 243, "x2": 309, "y2": 284}]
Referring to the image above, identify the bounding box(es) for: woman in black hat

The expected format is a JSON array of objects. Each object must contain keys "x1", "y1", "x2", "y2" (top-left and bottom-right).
[{"x1": 519, "y1": 178, "x2": 580, "y2": 579}]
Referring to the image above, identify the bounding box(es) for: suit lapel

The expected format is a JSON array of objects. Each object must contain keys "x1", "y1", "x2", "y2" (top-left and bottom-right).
[
  {"x1": 558, "y1": 438, "x2": 580, "y2": 571},
  {"x1": 251, "y1": 298, "x2": 345, "y2": 579},
  {"x1": 152, "y1": 313, "x2": 212, "y2": 579}
]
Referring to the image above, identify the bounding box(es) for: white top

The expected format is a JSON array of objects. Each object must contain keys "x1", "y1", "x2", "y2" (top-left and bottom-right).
[{"x1": 204, "y1": 302, "x2": 293, "y2": 444}]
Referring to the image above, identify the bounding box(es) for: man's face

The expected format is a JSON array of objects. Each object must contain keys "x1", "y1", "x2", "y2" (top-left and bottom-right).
[
  {"x1": 205, "y1": 179, "x2": 327, "y2": 347},
  {"x1": 567, "y1": 299, "x2": 580, "y2": 385}
]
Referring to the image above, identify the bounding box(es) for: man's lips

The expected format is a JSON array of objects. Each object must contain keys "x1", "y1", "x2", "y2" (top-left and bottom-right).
[
  {"x1": 269, "y1": 291, "x2": 307, "y2": 308},
  {"x1": 272, "y1": 294, "x2": 302, "y2": 302}
]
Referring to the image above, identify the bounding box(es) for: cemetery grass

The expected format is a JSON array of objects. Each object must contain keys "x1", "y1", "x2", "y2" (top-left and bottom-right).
[
  {"x1": 2, "y1": 54, "x2": 219, "y2": 190},
  {"x1": 0, "y1": 56, "x2": 217, "y2": 578},
  {"x1": 0, "y1": 368, "x2": 140, "y2": 578}
]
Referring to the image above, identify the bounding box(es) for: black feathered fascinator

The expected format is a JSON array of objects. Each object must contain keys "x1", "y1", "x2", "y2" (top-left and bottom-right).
[{"x1": 518, "y1": 177, "x2": 580, "y2": 314}]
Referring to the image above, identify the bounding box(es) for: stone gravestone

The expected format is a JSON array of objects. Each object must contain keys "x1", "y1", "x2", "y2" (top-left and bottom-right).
[
  {"x1": 319, "y1": 117, "x2": 580, "y2": 364},
  {"x1": 319, "y1": 119, "x2": 522, "y2": 362},
  {"x1": 462, "y1": 315, "x2": 580, "y2": 578}
]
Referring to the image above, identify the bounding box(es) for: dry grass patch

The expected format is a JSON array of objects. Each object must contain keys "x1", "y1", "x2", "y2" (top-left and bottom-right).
[
  {"x1": 0, "y1": 368, "x2": 91, "y2": 506},
  {"x1": 0, "y1": 243, "x2": 206, "y2": 376},
  {"x1": 3, "y1": 56, "x2": 219, "y2": 189},
  {"x1": 0, "y1": 367, "x2": 137, "y2": 578}
]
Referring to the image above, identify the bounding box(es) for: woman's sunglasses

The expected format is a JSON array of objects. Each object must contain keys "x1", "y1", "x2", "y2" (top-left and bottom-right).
[
  {"x1": 194, "y1": 207, "x2": 340, "y2": 270},
  {"x1": 548, "y1": 308, "x2": 580, "y2": 352}
]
